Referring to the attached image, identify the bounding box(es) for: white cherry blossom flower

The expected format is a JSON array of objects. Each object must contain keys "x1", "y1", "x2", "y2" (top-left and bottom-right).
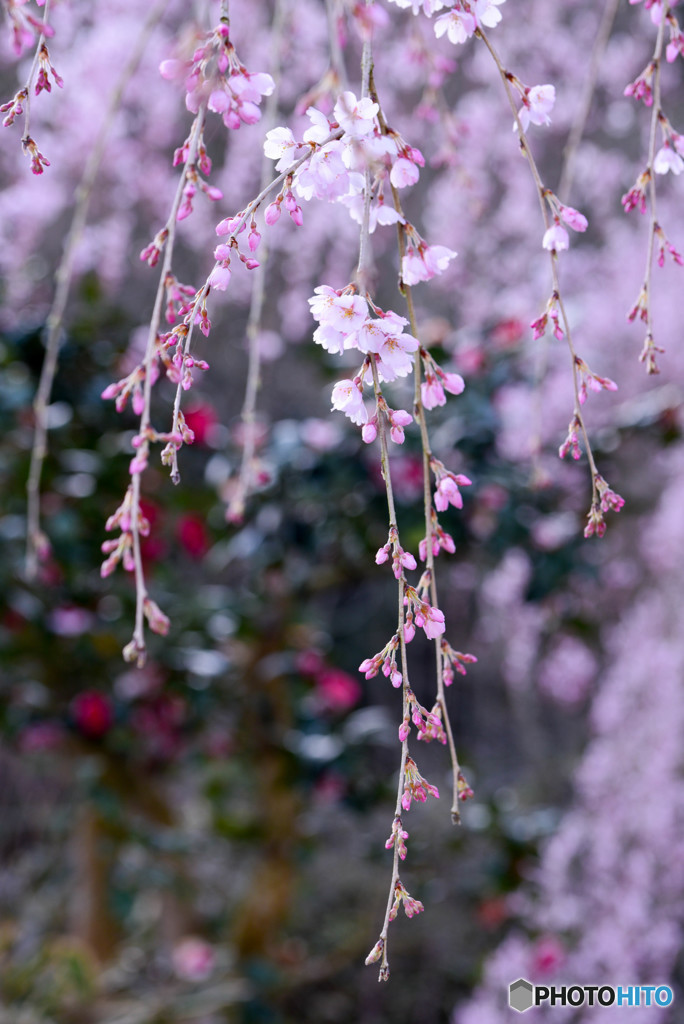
[
  {"x1": 333, "y1": 91, "x2": 379, "y2": 138},
  {"x1": 654, "y1": 143, "x2": 684, "y2": 175},
  {"x1": 434, "y1": 9, "x2": 476, "y2": 45}
]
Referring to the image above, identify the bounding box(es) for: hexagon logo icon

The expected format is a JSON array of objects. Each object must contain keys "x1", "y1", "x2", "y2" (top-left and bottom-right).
[{"x1": 509, "y1": 978, "x2": 534, "y2": 1013}]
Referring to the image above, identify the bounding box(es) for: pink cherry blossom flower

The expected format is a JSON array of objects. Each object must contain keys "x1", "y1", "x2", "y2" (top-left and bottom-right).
[
  {"x1": 331, "y1": 379, "x2": 368, "y2": 425},
  {"x1": 390, "y1": 156, "x2": 420, "y2": 188},
  {"x1": 435, "y1": 474, "x2": 470, "y2": 511},
  {"x1": 518, "y1": 84, "x2": 555, "y2": 130},
  {"x1": 402, "y1": 242, "x2": 457, "y2": 285}
]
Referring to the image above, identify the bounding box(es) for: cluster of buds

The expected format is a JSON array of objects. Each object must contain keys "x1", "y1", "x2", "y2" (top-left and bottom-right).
[
  {"x1": 403, "y1": 583, "x2": 446, "y2": 642},
  {"x1": 22, "y1": 135, "x2": 50, "y2": 175},
  {"x1": 389, "y1": 878, "x2": 425, "y2": 921},
  {"x1": 159, "y1": 21, "x2": 274, "y2": 127},
  {"x1": 653, "y1": 223, "x2": 683, "y2": 267},
  {"x1": 164, "y1": 274, "x2": 196, "y2": 324},
  {"x1": 419, "y1": 507, "x2": 456, "y2": 561},
  {"x1": 140, "y1": 228, "x2": 169, "y2": 268},
  {"x1": 384, "y1": 817, "x2": 409, "y2": 860},
  {"x1": 430, "y1": 456, "x2": 471, "y2": 512},
  {"x1": 102, "y1": 361, "x2": 155, "y2": 417},
  {"x1": 457, "y1": 770, "x2": 474, "y2": 801},
  {"x1": 177, "y1": 164, "x2": 223, "y2": 222},
  {"x1": 584, "y1": 475, "x2": 625, "y2": 538},
  {"x1": 401, "y1": 756, "x2": 439, "y2": 811},
  {"x1": 575, "y1": 356, "x2": 618, "y2": 406},
  {"x1": 399, "y1": 689, "x2": 446, "y2": 744},
  {"x1": 441, "y1": 640, "x2": 478, "y2": 686},
  {"x1": 558, "y1": 415, "x2": 582, "y2": 461},
  {"x1": 622, "y1": 169, "x2": 650, "y2": 214},
  {"x1": 100, "y1": 486, "x2": 149, "y2": 577},
  {"x1": 419, "y1": 349, "x2": 465, "y2": 410},
  {"x1": 35, "y1": 42, "x2": 63, "y2": 95},
  {"x1": 376, "y1": 526, "x2": 417, "y2": 580},
  {"x1": 359, "y1": 634, "x2": 402, "y2": 687},
  {"x1": 624, "y1": 60, "x2": 656, "y2": 106},
  {"x1": 363, "y1": 396, "x2": 413, "y2": 445},
  {"x1": 0, "y1": 87, "x2": 26, "y2": 127},
  {"x1": 530, "y1": 290, "x2": 564, "y2": 341}
]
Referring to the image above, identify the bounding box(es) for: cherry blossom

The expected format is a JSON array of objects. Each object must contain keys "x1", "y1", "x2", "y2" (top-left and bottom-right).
[
  {"x1": 333, "y1": 90, "x2": 379, "y2": 139},
  {"x1": 402, "y1": 241, "x2": 457, "y2": 285},
  {"x1": 434, "y1": 8, "x2": 477, "y2": 45},
  {"x1": 387, "y1": 0, "x2": 451, "y2": 16},
  {"x1": 542, "y1": 219, "x2": 569, "y2": 252},
  {"x1": 654, "y1": 143, "x2": 684, "y2": 175},
  {"x1": 331, "y1": 379, "x2": 368, "y2": 425},
  {"x1": 517, "y1": 84, "x2": 556, "y2": 130}
]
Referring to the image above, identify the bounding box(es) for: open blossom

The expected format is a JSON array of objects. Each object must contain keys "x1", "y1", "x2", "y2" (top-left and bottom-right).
[
  {"x1": 402, "y1": 242, "x2": 457, "y2": 286},
  {"x1": 263, "y1": 125, "x2": 298, "y2": 170},
  {"x1": 434, "y1": 8, "x2": 477, "y2": 44},
  {"x1": 331, "y1": 379, "x2": 367, "y2": 425},
  {"x1": 654, "y1": 143, "x2": 684, "y2": 175},
  {"x1": 435, "y1": 473, "x2": 471, "y2": 511},
  {"x1": 473, "y1": 0, "x2": 507, "y2": 27},
  {"x1": 390, "y1": 156, "x2": 421, "y2": 188},
  {"x1": 295, "y1": 141, "x2": 357, "y2": 202},
  {"x1": 388, "y1": 0, "x2": 451, "y2": 13},
  {"x1": 356, "y1": 311, "x2": 419, "y2": 381},
  {"x1": 421, "y1": 370, "x2": 465, "y2": 409},
  {"x1": 542, "y1": 219, "x2": 569, "y2": 252},
  {"x1": 333, "y1": 90, "x2": 378, "y2": 138},
  {"x1": 518, "y1": 84, "x2": 555, "y2": 130},
  {"x1": 308, "y1": 285, "x2": 368, "y2": 333}
]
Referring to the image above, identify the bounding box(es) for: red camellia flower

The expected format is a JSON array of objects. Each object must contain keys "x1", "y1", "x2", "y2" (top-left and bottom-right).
[
  {"x1": 183, "y1": 402, "x2": 218, "y2": 445},
  {"x1": 71, "y1": 690, "x2": 114, "y2": 738},
  {"x1": 177, "y1": 513, "x2": 210, "y2": 559},
  {"x1": 316, "y1": 669, "x2": 362, "y2": 712}
]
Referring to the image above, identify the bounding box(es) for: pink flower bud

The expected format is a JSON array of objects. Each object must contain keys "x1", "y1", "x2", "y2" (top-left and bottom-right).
[
  {"x1": 375, "y1": 545, "x2": 390, "y2": 565},
  {"x1": 264, "y1": 201, "x2": 281, "y2": 225}
]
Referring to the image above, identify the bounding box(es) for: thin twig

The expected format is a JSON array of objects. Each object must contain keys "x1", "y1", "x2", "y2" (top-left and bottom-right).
[
  {"x1": 227, "y1": 0, "x2": 287, "y2": 523},
  {"x1": 371, "y1": 70, "x2": 464, "y2": 821},
  {"x1": 640, "y1": 10, "x2": 667, "y2": 373},
  {"x1": 478, "y1": 27, "x2": 600, "y2": 505},
  {"x1": 20, "y1": 0, "x2": 51, "y2": 143},
  {"x1": 129, "y1": 108, "x2": 207, "y2": 663},
  {"x1": 168, "y1": 129, "x2": 344, "y2": 484},
  {"x1": 25, "y1": 0, "x2": 170, "y2": 579},
  {"x1": 557, "y1": 0, "x2": 620, "y2": 200}
]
